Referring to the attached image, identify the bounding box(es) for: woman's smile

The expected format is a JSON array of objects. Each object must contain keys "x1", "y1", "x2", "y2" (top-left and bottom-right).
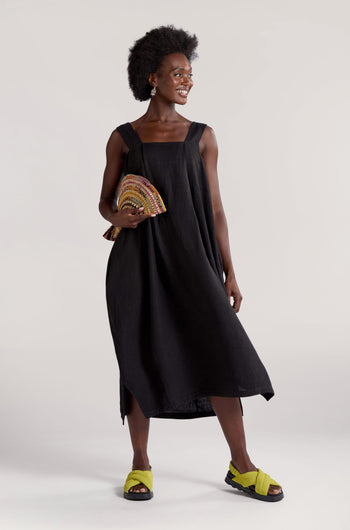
[{"x1": 176, "y1": 88, "x2": 189, "y2": 98}]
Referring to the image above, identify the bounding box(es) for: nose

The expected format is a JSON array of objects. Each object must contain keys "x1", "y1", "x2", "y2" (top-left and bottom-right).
[{"x1": 183, "y1": 74, "x2": 193, "y2": 86}]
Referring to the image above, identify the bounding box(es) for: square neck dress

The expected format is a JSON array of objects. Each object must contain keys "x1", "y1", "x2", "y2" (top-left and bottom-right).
[{"x1": 105, "y1": 121, "x2": 275, "y2": 425}]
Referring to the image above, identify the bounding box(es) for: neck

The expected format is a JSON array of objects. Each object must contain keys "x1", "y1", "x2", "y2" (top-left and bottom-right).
[{"x1": 142, "y1": 97, "x2": 180, "y2": 123}]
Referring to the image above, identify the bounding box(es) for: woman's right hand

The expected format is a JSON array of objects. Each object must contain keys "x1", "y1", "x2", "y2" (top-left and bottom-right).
[{"x1": 110, "y1": 207, "x2": 156, "y2": 229}]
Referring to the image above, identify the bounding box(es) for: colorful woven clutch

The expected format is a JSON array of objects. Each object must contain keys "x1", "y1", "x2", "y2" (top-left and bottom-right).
[{"x1": 102, "y1": 173, "x2": 167, "y2": 241}]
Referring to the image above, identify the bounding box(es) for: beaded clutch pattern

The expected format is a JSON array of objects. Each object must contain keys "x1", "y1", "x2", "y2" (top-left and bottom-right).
[{"x1": 102, "y1": 173, "x2": 167, "y2": 241}]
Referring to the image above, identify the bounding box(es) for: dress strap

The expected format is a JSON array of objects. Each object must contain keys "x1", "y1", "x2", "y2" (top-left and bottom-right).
[
  {"x1": 115, "y1": 122, "x2": 141, "y2": 150},
  {"x1": 185, "y1": 122, "x2": 207, "y2": 143}
]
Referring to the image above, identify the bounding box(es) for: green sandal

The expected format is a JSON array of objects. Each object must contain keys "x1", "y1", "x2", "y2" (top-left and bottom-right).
[
  {"x1": 225, "y1": 461, "x2": 284, "y2": 502},
  {"x1": 123, "y1": 465, "x2": 153, "y2": 501}
]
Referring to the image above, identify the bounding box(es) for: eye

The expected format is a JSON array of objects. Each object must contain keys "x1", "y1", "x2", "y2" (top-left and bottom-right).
[{"x1": 174, "y1": 72, "x2": 193, "y2": 77}]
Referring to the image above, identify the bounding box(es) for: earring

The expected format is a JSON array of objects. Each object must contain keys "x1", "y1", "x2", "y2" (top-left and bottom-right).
[{"x1": 150, "y1": 86, "x2": 157, "y2": 97}]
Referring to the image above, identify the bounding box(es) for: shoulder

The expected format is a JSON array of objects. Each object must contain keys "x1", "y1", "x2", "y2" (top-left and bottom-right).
[
  {"x1": 107, "y1": 123, "x2": 130, "y2": 154},
  {"x1": 113, "y1": 121, "x2": 130, "y2": 138},
  {"x1": 195, "y1": 122, "x2": 216, "y2": 142},
  {"x1": 197, "y1": 124, "x2": 218, "y2": 154}
]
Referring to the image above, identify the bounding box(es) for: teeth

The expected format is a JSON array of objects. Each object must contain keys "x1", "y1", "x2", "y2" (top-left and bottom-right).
[{"x1": 177, "y1": 89, "x2": 188, "y2": 95}]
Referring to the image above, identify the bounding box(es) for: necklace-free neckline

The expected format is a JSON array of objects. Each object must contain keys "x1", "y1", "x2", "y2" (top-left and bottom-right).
[{"x1": 127, "y1": 121, "x2": 194, "y2": 144}]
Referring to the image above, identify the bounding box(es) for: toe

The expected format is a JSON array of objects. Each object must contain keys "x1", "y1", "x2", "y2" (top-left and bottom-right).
[
  {"x1": 269, "y1": 485, "x2": 282, "y2": 495},
  {"x1": 130, "y1": 483, "x2": 148, "y2": 493}
]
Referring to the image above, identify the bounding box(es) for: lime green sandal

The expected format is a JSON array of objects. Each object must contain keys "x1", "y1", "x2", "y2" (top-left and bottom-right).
[
  {"x1": 225, "y1": 461, "x2": 284, "y2": 502},
  {"x1": 123, "y1": 466, "x2": 153, "y2": 501}
]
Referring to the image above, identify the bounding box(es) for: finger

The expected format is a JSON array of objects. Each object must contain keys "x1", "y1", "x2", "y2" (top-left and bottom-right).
[
  {"x1": 233, "y1": 299, "x2": 241, "y2": 313},
  {"x1": 229, "y1": 295, "x2": 237, "y2": 312},
  {"x1": 134, "y1": 212, "x2": 157, "y2": 219},
  {"x1": 123, "y1": 206, "x2": 144, "y2": 214}
]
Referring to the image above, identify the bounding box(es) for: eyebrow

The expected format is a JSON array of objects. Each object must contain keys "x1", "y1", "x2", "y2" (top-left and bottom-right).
[{"x1": 170, "y1": 66, "x2": 192, "y2": 72}]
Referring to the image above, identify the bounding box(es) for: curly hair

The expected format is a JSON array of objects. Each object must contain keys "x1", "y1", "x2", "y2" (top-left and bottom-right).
[{"x1": 127, "y1": 24, "x2": 199, "y2": 101}]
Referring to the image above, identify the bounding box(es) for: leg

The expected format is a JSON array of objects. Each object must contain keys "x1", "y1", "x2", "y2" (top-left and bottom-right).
[
  {"x1": 126, "y1": 392, "x2": 151, "y2": 493},
  {"x1": 209, "y1": 396, "x2": 282, "y2": 495}
]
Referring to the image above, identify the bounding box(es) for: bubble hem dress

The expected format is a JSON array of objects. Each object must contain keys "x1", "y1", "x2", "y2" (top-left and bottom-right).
[{"x1": 105, "y1": 121, "x2": 275, "y2": 425}]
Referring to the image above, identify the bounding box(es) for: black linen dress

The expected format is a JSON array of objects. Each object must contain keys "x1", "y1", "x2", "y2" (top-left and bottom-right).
[{"x1": 105, "y1": 121, "x2": 275, "y2": 425}]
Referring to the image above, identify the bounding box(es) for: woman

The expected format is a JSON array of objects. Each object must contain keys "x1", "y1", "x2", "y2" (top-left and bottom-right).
[{"x1": 99, "y1": 25, "x2": 284, "y2": 502}]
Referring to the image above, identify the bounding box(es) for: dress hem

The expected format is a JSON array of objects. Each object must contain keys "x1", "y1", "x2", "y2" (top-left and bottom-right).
[{"x1": 120, "y1": 385, "x2": 274, "y2": 425}]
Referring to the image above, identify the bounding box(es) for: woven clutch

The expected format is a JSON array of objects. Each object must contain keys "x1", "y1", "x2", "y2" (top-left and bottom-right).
[{"x1": 102, "y1": 173, "x2": 167, "y2": 241}]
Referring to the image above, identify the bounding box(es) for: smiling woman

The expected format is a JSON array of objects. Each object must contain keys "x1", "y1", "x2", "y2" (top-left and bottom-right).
[
  {"x1": 149, "y1": 54, "x2": 194, "y2": 106},
  {"x1": 98, "y1": 24, "x2": 284, "y2": 503},
  {"x1": 129, "y1": 52, "x2": 195, "y2": 142}
]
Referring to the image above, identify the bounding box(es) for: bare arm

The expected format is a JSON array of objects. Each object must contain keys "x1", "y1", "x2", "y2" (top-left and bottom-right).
[
  {"x1": 98, "y1": 129, "x2": 154, "y2": 228},
  {"x1": 200, "y1": 125, "x2": 243, "y2": 312},
  {"x1": 98, "y1": 129, "x2": 126, "y2": 223}
]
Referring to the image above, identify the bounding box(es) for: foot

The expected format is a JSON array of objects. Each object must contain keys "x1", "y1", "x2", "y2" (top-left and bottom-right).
[
  {"x1": 128, "y1": 460, "x2": 151, "y2": 494},
  {"x1": 231, "y1": 459, "x2": 282, "y2": 495}
]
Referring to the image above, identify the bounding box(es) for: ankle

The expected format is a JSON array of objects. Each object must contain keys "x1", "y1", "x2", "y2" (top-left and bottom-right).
[
  {"x1": 230, "y1": 451, "x2": 256, "y2": 473},
  {"x1": 132, "y1": 455, "x2": 150, "y2": 470}
]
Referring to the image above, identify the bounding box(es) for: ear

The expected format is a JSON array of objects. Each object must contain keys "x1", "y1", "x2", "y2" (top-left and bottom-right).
[{"x1": 148, "y1": 72, "x2": 157, "y2": 87}]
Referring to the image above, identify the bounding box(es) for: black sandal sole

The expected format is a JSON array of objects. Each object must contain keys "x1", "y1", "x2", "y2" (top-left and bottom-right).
[
  {"x1": 225, "y1": 470, "x2": 284, "y2": 502},
  {"x1": 124, "y1": 490, "x2": 153, "y2": 501}
]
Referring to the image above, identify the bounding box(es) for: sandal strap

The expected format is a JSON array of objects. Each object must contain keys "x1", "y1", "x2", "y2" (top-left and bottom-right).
[
  {"x1": 255, "y1": 468, "x2": 273, "y2": 496},
  {"x1": 123, "y1": 467, "x2": 153, "y2": 493},
  {"x1": 229, "y1": 461, "x2": 281, "y2": 496},
  {"x1": 229, "y1": 461, "x2": 259, "y2": 487}
]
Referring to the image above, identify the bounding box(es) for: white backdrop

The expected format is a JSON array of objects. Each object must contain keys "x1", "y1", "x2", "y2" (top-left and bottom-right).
[{"x1": 1, "y1": 1, "x2": 349, "y2": 529}]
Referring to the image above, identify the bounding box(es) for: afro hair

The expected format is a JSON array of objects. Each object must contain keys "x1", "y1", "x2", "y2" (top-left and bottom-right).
[{"x1": 127, "y1": 24, "x2": 199, "y2": 101}]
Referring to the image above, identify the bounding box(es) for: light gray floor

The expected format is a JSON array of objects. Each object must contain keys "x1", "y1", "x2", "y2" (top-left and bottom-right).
[{"x1": 1, "y1": 418, "x2": 348, "y2": 530}]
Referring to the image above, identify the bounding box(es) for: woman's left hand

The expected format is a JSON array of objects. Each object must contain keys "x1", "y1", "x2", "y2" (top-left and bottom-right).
[{"x1": 225, "y1": 274, "x2": 243, "y2": 313}]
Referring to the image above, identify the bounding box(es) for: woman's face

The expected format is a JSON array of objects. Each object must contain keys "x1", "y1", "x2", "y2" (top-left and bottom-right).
[{"x1": 149, "y1": 52, "x2": 194, "y2": 104}]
